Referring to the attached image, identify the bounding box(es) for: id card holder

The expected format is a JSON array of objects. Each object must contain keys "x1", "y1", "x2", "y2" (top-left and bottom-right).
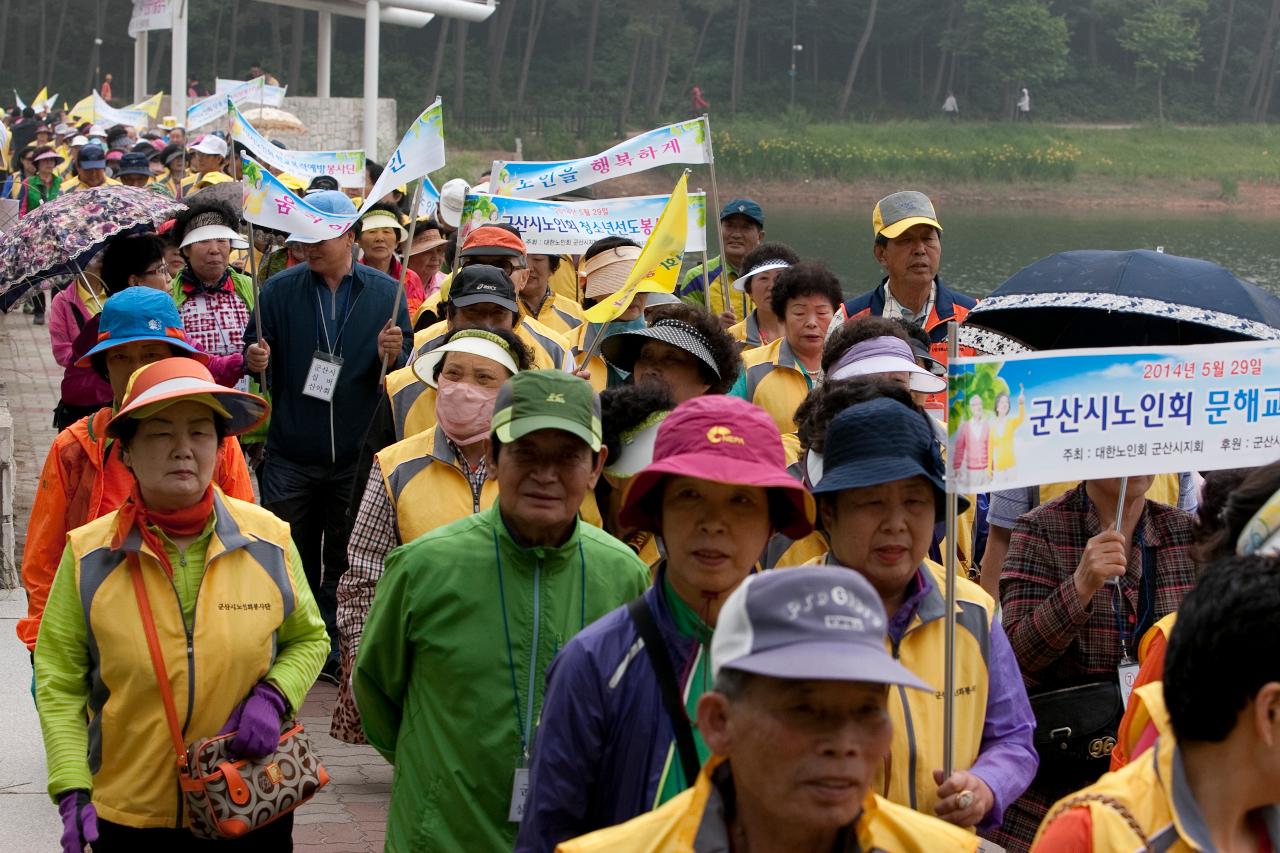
[
  {"x1": 302, "y1": 350, "x2": 343, "y2": 402},
  {"x1": 1118, "y1": 657, "x2": 1140, "y2": 708},
  {"x1": 508, "y1": 767, "x2": 530, "y2": 823}
]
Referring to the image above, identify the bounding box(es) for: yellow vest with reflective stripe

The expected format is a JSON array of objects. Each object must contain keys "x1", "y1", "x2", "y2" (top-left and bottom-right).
[
  {"x1": 739, "y1": 337, "x2": 812, "y2": 433},
  {"x1": 376, "y1": 427, "x2": 497, "y2": 542},
  {"x1": 522, "y1": 290, "x2": 585, "y2": 338},
  {"x1": 412, "y1": 316, "x2": 573, "y2": 373},
  {"x1": 385, "y1": 364, "x2": 438, "y2": 442},
  {"x1": 64, "y1": 490, "x2": 299, "y2": 829}
]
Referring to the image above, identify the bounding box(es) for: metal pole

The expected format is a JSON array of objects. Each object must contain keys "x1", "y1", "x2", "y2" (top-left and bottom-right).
[
  {"x1": 378, "y1": 181, "x2": 424, "y2": 386},
  {"x1": 697, "y1": 186, "x2": 711, "y2": 306},
  {"x1": 133, "y1": 32, "x2": 148, "y2": 104},
  {"x1": 789, "y1": 0, "x2": 797, "y2": 109},
  {"x1": 363, "y1": 0, "x2": 381, "y2": 160},
  {"x1": 702, "y1": 114, "x2": 732, "y2": 317},
  {"x1": 171, "y1": 0, "x2": 189, "y2": 118},
  {"x1": 246, "y1": 221, "x2": 268, "y2": 389},
  {"x1": 943, "y1": 319, "x2": 959, "y2": 780},
  {"x1": 317, "y1": 11, "x2": 333, "y2": 98}
]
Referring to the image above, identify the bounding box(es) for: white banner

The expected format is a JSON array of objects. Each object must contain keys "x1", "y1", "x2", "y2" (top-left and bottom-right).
[
  {"x1": 129, "y1": 0, "x2": 174, "y2": 37},
  {"x1": 229, "y1": 101, "x2": 364, "y2": 188},
  {"x1": 216, "y1": 78, "x2": 287, "y2": 108},
  {"x1": 186, "y1": 77, "x2": 265, "y2": 131},
  {"x1": 93, "y1": 93, "x2": 149, "y2": 128},
  {"x1": 242, "y1": 157, "x2": 358, "y2": 242},
  {"x1": 357, "y1": 98, "x2": 445, "y2": 217}
]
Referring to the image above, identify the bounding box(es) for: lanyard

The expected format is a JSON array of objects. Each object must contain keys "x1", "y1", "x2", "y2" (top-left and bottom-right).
[
  {"x1": 492, "y1": 527, "x2": 587, "y2": 759},
  {"x1": 1110, "y1": 529, "x2": 1155, "y2": 660},
  {"x1": 315, "y1": 279, "x2": 355, "y2": 356}
]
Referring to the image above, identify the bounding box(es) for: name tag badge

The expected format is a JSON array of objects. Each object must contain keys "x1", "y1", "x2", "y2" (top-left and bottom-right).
[
  {"x1": 235, "y1": 375, "x2": 251, "y2": 394},
  {"x1": 1118, "y1": 660, "x2": 1141, "y2": 708},
  {"x1": 508, "y1": 767, "x2": 530, "y2": 823},
  {"x1": 302, "y1": 351, "x2": 343, "y2": 402}
]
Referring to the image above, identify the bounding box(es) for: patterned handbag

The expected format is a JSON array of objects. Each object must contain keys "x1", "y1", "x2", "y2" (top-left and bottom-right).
[{"x1": 129, "y1": 555, "x2": 330, "y2": 839}]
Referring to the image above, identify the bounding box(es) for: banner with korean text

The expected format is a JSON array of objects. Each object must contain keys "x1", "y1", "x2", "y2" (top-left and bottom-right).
[
  {"x1": 489, "y1": 118, "x2": 710, "y2": 200},
  {"x1": 216, "y1": 78, "x2": 287, "y2": 108},
  {"x1": 946, "y1": 340, "x2": 1280, "y2": 494},
  {"x1": 241, "y1": 157, "x2": 355, "y2": 242},
  {"x1": 357, "y1": 98, "x2": 445, "y2": 218},
  {"x1": 458, "y1": 191, "x2": 707, "y2": 255},
  {"x1": 229, "y1": 102, "x2": 365, "y2": 188},
  {"x1": 93, "y1": 93, "x2": 149, "y2": 128},
  {"x1": 187, "y1": 77, "x2": 265, "y2": 131}
]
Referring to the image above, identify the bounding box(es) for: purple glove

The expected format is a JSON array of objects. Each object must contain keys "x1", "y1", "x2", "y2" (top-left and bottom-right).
[
  {"x1": 220, "y1": 682, "x2": 287, "y2": 759},
  {"x1": 57, "y1": 790, "x2": 98, "y2": 853}
]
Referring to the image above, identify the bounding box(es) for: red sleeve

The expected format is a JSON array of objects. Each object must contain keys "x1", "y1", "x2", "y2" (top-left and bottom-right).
[
  {"x1": 215, "y1": 437, "x2": 255, "y2": 502},
  {"x1": 1033, "y1": 807, "x2": 1093, "y2": 852}
]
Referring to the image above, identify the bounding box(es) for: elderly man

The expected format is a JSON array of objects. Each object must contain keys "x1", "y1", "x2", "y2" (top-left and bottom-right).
[
  {"x1": 677, "y1": 198, "x2": 765, "y2": 326},
  {"x1": 244, "y1": 190, "x2": 411, "y2": 684},
  {"x1": 557, "y1": 567, "x2": 977, "y2": 852},
  {"x1": 61, "y1": 144, "x2": 119, "y2": 193},
  {"x1": 355, "y1": 370, "x2": 651, "y2": 853},
  {"x1": 830, "y1": 191, "x2": 975, "y2": 396}
]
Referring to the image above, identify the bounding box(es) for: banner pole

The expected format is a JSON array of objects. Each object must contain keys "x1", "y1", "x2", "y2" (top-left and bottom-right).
[
  {"x1": 701, "y1": 114, "x2": 732, "y2": 317},
  {"x1": 943, "y1": 319, "x2": 959, "y2": 781},
  {"x1": 378, "y1": 180, "x2": 425, "y2": 387},
  {"x1": 696, "y1": 185, "x2": 711, "y2": 307},
  {"x1": 245, "y1": 221, "x2": 268, "y2": 390}
]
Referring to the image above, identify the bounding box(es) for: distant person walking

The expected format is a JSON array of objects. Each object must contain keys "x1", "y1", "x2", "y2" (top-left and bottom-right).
[
  {"x1": 100, "y1": 74, "x2": 113, "y2": 104},
  {"x1": 1017, "y1": 87, "x2": 1031, "y2": 120},
  {"x1": 943, "y1": 91, "x2": 959, "y2": 121},
  {"x1": 691, "y1": 85, "x2": 709, "y2": 116}
]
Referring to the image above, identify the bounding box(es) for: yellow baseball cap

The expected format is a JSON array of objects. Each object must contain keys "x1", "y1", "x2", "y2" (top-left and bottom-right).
[{"x1": 872, "y1": 191, "x2": 943, "y2": 240}]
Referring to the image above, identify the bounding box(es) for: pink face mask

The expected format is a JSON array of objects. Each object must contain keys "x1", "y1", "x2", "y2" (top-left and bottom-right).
[{"x1": 435, "y1": 377, "x2": 501, "y2": 446}]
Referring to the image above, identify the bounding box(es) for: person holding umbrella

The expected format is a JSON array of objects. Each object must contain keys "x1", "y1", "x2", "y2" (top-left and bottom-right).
[
  {"x1": 809, "y1": 397, "x2": 1037, "y2": 831},
  {"x1": 35, "y1": 357, "x2": 328, "y2": 850}
]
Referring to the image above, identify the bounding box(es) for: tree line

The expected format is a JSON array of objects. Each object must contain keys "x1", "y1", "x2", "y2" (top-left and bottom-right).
[{"x1": 0, "y1": 0, "x2": 1276, "y2": 127}]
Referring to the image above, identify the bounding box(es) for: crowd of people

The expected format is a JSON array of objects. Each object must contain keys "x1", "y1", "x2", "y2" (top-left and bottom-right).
[{"x1": 4, "y1": 95, "x2": 1280, "y2": 853}]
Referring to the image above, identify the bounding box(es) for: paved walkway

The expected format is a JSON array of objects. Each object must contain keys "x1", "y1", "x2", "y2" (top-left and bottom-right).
[{"x1": 0, "y1": 308, "x2": 390, "y2": 851}]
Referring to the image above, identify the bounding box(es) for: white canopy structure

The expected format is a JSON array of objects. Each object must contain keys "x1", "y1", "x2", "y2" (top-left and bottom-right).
[{"x1": 134, "y1": 0, "x2": 494, "y2": 158}]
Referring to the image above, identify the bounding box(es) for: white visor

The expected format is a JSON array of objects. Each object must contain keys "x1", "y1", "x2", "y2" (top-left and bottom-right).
[
  {"x1": 829, "y1": 355, "x2": 947, "y2": 394},
  {"x1": 604, "y1": 414, "x2": 668, "y2": 478},
  {"x1": 733, "y1": 259, "x2": 791, "y2": 292},
  {"x1": 412, "y1": 334, "x2": 520, "y2": 388},
  {"x1": 180, "y1": 224, "x2": 249, "y2": 250}
]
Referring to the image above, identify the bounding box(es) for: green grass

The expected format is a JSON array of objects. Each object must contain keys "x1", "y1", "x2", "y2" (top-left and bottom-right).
[{"x1": 708, "y1": 120, "x2": 1280, "y2": 184}]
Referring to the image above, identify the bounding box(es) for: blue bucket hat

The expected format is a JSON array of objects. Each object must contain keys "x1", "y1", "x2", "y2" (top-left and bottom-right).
[
  {"x1": 811, "y1": 397, "x2": 965, "y2": 520},
  {"x1": 286, "y1": 189, "x2": 357, "y2": 245},
  {"x1": 75, "y1": 287, "x2": 207, "y2": 368}
]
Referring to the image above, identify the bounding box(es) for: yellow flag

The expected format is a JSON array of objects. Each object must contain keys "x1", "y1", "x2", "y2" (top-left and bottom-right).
[
  {"x1": 32, "y1": 86, "x2": 48, "y2": 107},
  {"x1": 68, "y1": 94, "x2": 94, "y2": 121},
  {"x1": 127, "y1": 92, "x2": 164, "y2": 117},
  {"x1": 582, "y1": 172, "x2": 689, "y2": 325}
]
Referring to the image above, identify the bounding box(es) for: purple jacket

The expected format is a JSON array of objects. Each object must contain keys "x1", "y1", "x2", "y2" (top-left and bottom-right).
[{"x1": 516, "y1": 571, "x2": 697, "y2": 853}]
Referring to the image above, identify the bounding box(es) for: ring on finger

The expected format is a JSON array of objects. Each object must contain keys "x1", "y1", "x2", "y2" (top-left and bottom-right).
[{"x1": 956, "y1": 789, "x2": 974, "y2": 810}]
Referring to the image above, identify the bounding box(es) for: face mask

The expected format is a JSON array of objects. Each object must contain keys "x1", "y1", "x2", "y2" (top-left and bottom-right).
[{"x1": 435, "y1": 377, "x2": 501, "y2": 446}]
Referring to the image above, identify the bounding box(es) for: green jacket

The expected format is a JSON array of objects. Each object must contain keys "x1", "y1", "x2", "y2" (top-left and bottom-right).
[{"x1": 354, "y1": 502, "x2": 651, "y2": 852}]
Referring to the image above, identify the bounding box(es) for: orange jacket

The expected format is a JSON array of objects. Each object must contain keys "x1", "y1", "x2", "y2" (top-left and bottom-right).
[{"x1": 17, "y1": 407, "x2": 253, "y2": 650}]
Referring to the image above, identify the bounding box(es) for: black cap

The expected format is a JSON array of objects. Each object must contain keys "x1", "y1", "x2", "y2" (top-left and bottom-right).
[
  {"x1": 117, "y1": 152, "x2": 153, "y2": 177},
  {"x1": 307, "y1": 175, "x2": 340, "y2": 193},
  {"x1": 159, "y1": 142, "x2": 185, "y2": 167},
  {"x1": 448, "y1": 264, "x2": 519, "y2": 313}
]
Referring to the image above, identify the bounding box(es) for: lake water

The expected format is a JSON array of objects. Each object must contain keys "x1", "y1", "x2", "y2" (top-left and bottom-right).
[{"x1": 765, "y1": 208, "x2": 1280, "y2": 298}]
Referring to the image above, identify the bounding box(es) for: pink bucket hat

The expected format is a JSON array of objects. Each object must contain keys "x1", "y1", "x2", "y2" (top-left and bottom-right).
[{"x1": 619, "y1": 395, "x2": 815, "y2": 540}]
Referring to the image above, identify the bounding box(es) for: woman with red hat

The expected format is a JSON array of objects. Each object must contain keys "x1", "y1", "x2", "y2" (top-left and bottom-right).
[
  {"x1": 516, "y1": 394, "x2": 816, "y2": 852},
  {"x1": 35, "y1": 357, "x2": 328, "y2": 850}
]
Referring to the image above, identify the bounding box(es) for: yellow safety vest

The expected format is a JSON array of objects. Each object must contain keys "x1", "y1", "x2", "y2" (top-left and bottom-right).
[
  {"x1": 376, "y1": 427, "x2": 497, "y2": 542},
  {"x1": 738, "y1": 337, "x2": 814, "y2": 433}
]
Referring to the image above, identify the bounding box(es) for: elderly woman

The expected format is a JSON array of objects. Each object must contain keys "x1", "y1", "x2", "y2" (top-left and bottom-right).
[
  {"x1": 516, "y1": 394, "x2": 815, "y2": 852},
  {"x1": 358, "y1": 203, "x2": 427, "y2": 314},
  {"x1": 36, "y1": 357, "x2": 328, "y2": 851},
  {"x1": 993, "y1": 476, "x2": 1197, "y2": 851},
  {"x1": 333, "y1": 327, "x2": 532, "y2": 743},
  {"x1": 600, "y1": 303, "x2": 741, "y2": 404},
  {"x1": 573, "y1": 236, "x2": 647, "y2": 389},
  {"x1": 811, "y1": 397, "x2": 1037, "y2": 835},
  {"x1": 19, "y1": 287, "x2": 254, "y2": 658}
]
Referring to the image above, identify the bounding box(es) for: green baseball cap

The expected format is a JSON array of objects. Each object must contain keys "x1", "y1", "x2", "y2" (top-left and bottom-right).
[{"x1": 492, "y1": 370, "x2": 602, "y2": 451}]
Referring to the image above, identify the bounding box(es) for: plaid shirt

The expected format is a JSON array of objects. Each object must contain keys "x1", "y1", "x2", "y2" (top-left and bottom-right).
[{"x1": 999, "y1": 483, "x2": 1196, "y2": 692}]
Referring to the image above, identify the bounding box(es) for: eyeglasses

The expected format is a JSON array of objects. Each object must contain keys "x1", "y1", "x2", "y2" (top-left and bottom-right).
[{"x1": 143, "y1": 262, "x2": 170, "y2": 278}]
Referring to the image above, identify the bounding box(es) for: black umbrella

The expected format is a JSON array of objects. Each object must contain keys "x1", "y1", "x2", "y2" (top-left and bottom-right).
[{"x1": 958, "y1": 249, "x2": 1280, "y2": 354}]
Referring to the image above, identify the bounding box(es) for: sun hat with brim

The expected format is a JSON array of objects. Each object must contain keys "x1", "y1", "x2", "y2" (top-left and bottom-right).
[
  {"x1": 285, "y1": 190, "x2": 357, "y2": 245},
  {"x1": 601, "y1": 319, "x2": 721, "y2": 379},
  {"x1": 873, "y1": 190, "x2": 942, "y2": 240},
  {"x1": 492, "y1": 370, "x2": 601, "y2": 451},
  {"x1": 732, "y1": 259, "x2": 791, "y2": 293},
  {"x1": 711, "y1": 566, "x2": 931, "y2": 690},
  {"x1": 619, "y1": 395, "x2": 814, "y2": 541},
  {"x1": 582, "y1": 246, "x2": 642, "y2": 299},
  {"x1": 811, "y1": 396, "x2": 966, "y2": 520},
  {"x1": 107, "y1": 357, "x2": 269, "y2": 438},
  {"x1": 70, "y1": 135, "x2": 89, "y2": 148},
  {"x1": 408, "y1": 227, "x2": 448, "y2": 255},
  {"x1": 360, "y1": 211, "x2": 407, "y2": 241},
  {"x1": 180, "y1": 209, "x2": 249, "y2": 250},
  {"x1": 604, "y1": 410, "x2": 670, "y2": 478},
  {"x1": 438, "y1": 178, "x2": 470, "y2": 228},
  {"x1": 412, "y1": 329, "x2": 521, "y2": 388},
  {"x1": 116, "y1": 152, "x2": 154, "y2": 178},
  {"x1": 641, "y1": 292, "x2": 682, "y2": 309},
  {"x1": 827, "y1": 336, "x2": 946, "y2": 394},
  {"x1": 34, "y1": 149, "x2": 63, "y2": 164},
  {"x1": 460, "y1": 224, "x2": 526, "y2": 259},
  {"x1": 190, "y1": 135, "x2": 229, "y2": 158},
  {"x1": 76, "y1": 286, "x2": 208, "y2": 368}
]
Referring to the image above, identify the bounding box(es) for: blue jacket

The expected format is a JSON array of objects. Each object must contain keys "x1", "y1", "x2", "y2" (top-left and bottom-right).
[
  {"x1": 839, "y1": 275, "x2": 976, "y2": 344},
  {"x1": 245, "y1": 261, "x2": 411, "y2": 466},
  {"x1": 516, "y1": 571, "x2": 697, "y2": 853}
]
